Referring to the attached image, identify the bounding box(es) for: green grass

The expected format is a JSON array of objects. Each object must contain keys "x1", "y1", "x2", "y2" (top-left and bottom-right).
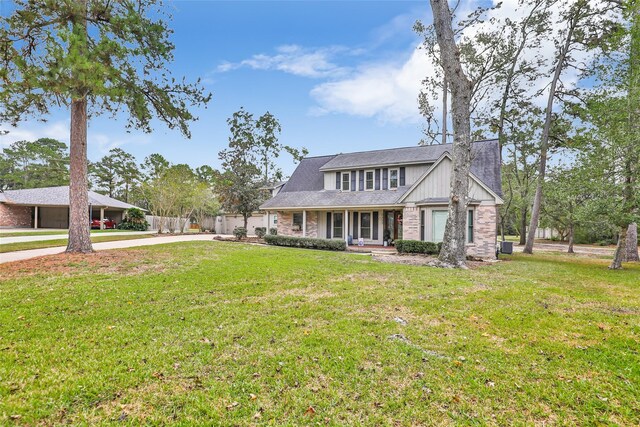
[
  {"x1": 0, "y1": 234, "x2": 154, "y2": 253},
  {"x1": 0, "y1": 242, "x2": 638, "y2": 425},
  {"x1": 0, "y1": 229, "x2": 138, "y2": 238}
]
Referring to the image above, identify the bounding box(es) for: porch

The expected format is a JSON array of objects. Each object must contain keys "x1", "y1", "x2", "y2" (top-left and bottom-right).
[{"x1": 274, "y1": 208, "x2": 408, "y2": 246}]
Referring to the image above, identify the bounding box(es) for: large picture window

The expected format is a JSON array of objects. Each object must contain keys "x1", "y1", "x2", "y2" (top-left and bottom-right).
[
  {"x1": 389, "y1": 169, "x2": 399, "y2": 189},
  {"x1": 365, "y1": 170, "x2": 374, "y2": 190},
  {"x1": 360, "y1": 212, "x2": 371, "y2": 239},
  {"x1": 333, "y1": 212, "x2": 343, "y2": 238},
  {"x1": 341, "y1": 173, "x2": 350, "y2": 191}
]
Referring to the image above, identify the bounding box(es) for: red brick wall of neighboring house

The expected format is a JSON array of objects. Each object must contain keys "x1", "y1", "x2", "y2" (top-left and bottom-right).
[{"x1": 0, "y1": 204, "x2": 33, "y2": 228}]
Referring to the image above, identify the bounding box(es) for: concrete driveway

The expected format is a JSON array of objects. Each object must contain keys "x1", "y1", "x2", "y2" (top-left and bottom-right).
[
  {"x1": 0, "y1": 234, "x2": 216, "y2": 264},
  {"x1": 0, "y1": 230, "x2": 155, "y2": 244}
]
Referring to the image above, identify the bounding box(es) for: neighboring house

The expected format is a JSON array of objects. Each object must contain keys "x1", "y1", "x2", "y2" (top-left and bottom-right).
[
  {"x1": 260, "y1": 140, "x2": 503, "y2": 258},
  {"x1": 0, "y1": 186, "x2": 141, "y2": 229},
  {"x1": 216, "y1": 181, "x2": 287, "y2": 235}
]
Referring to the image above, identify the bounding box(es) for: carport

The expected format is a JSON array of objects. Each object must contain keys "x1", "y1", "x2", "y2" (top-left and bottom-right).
[{"x1": 0, "y1": 186, "x2": 143, "y2": 230}]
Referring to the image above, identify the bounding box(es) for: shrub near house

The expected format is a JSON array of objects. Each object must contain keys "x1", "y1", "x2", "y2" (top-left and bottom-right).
[{"x1": 264, "y1": 235, "x2": 346, "y2": 251}]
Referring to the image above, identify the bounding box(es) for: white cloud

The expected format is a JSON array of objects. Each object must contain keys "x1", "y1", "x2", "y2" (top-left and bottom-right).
[
  {"x1": 309, "y1": 46, "x2": 430, "y2": 124},
  {"x1": 0, "y1": 121, "x2": 70, "y2": 146},
  {"x1": 217, "y1": 44, "x2": 351, "y2": 78}
]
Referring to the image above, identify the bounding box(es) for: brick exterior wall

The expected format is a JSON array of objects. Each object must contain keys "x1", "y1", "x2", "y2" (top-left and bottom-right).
[
  {"x1": 277, "y1": 211, "x2": 318, "y2": 238},
  {"x1": 402, "y1": 205, "x2": 420, "y2": 240},
  {"x1": 467, "y1": 204, "x2": 498, "y2": 259},
  {"x1": 0, "y1": 204, "x2": 33, "y2": 228}
]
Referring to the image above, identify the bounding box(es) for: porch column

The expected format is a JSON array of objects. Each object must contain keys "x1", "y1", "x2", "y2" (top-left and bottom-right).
[
  {"x1": 302, "y1": 210, "x2": 307, "y2": 237},
  {"x1": 344, "y1": 209, "x2": 349, "y2": 246},
  {"x1": 34, "y1": 206, "x2": 38, "y2": 229},
  {"x1": 100, "y1": 207, "x2": 105, "y2": 230}
]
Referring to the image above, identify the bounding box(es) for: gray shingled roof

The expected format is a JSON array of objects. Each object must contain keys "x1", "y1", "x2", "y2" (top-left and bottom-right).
[
  {"x1": 280, "y1": 155, "x2": 335, "y2": 193},
  {"x1": 262, "y1": 140, "x2": 502, "y2": 210},
  {"x1": 320, "y1": 144, "x2": 451, "y2": 170},
  {"x1": 261, "y1": 187, "x2": 410, "y2": 209},
  {"x1": 0, "y1": 186, "x2": 142, "y2": 210}
]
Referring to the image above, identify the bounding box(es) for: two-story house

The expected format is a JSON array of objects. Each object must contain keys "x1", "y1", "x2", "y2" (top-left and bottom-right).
[{"x1": 260, "y1": 139, "x2": 503, "y2": 258}]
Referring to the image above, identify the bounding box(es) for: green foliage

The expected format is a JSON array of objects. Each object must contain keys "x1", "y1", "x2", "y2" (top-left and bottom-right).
[
  {"x1": 117, "y1": 207, "x2": 149, "y2": 231},
  {"x1": 232, "y1": 227, "x2": 247, "y2": 240},
  {"x1": 254, "y1": 227, "x2": 267, "y2": 239},
  {"x1": 90, "y1": 148, "x2": 139, "y2": 202},
  {"x1": 0, "y1": 138, "x2": 69, "y2": 190},
  {"x1": 269, "y1": 227, "x2": 278, "y2": 236},
  {"x1": 141, "y1": 164, "x2": 200, "y2": 233},
  {"x1": 0, "y1": 1, "x2": 211, "y2": 136},
  {"x1": 395, "y1": 240, "x2": 440, "y2": 255},
  {"x1": 264, "y1": 234, "x2": 346, "y2": 251}
]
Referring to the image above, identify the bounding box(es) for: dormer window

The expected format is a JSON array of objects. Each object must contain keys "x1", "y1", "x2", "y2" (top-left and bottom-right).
[
  {"x1": 341, "y1": 172, "x2": 350, "y2": 191},
  {"x1": 365, "y1": 170, "x2": 374, "y2": 191},
  {"x1": 389, "y1": 168, "x2": 399, "y2": 189}
]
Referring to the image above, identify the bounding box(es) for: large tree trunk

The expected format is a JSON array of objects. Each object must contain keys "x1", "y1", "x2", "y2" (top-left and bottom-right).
[
  {"x1": 626, "y1": 223, "x2": 639, "y2": 261},
  {"x1": 524, "y1": 18, "x2": 578, "y2": 254},
  {"x1": 430, "y1": 0, "x2": 473, "y2": 268},
  {"x1": 567, "y1": 223, "x2": 574, "y2": 254},
  {"x1": 66, "y1": 97, "x2": 93, "y2": 253},
  {"x1": 610, "y1": 226, "x2": 628, "y2": 269},
  {"x1": 519, "y1": 207, "x2": 528, "y2": 245}
]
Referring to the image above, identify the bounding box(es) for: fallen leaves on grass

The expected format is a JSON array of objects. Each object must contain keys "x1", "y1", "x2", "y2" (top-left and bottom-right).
[{"x1": 304, "y1": 406, "x2": 316, "y2": 417}]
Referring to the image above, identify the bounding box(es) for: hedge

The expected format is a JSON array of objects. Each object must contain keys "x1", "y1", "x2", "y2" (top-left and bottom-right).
[
  {"x1": 264, "y1": 234, "x2": 346, "y2": 251},
  {"x1": 395, "y1": 239, "x2": 442, "y2": 255}
]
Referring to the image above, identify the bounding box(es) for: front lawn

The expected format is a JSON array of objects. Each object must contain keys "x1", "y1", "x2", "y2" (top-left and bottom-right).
[
  {"x1": 0, "y1": 242, "x2": 638, "y2": 425},
  {"x1": 0, "y1": 234, "x2": 154, "y2": 253}
]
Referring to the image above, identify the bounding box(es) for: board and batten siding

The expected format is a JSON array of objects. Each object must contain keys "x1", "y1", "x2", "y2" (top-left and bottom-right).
[
  {"x1": 323, "y1": 164, "x2": 430, "y2": 191},
  {"x1": 402, "y1": 157, "x2": 495, "y2": 203}
]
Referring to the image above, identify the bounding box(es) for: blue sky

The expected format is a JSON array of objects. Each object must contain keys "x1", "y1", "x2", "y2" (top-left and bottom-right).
[{"x1": 1, "y1": 0, "x2": 432, "y2": 177}]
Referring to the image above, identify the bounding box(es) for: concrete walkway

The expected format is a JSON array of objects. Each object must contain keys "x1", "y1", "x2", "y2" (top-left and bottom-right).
[
  {"x1": 0, "y1": 230, "x2": 155, "y2": 244},
  {"x1": 0, "y1": 234, "x2": 215, "y2": 264}
]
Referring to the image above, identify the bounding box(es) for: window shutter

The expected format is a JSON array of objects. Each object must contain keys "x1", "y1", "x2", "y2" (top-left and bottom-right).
[
  {"x1": 375, "y1": 169, "x2": 381, "y2": 190},
  {"x1": 335, "y1": 172, "x2": 341, "y2": 190},
  {"x1": 382, "y1": 168, "x2": 388, "y2": 190},
  {"x1": 352, "y1": 212, "x2": 358, "y2": 239},
  {"x1": 326, "y1": 212, "x2": 332, "y2": 238},
  {"x1": 420, "y1": 209, "x2": 425, "y2": 241},
  {"x1": 399, "y1": 167, "x2": 406, "y2": 186},
  {"x1": 351, "y1": 171, "x2": 356, "y2": 192},
  {"x1": 359, "y1": 170, "x2": 364, "y2": 191},
  {"x1": 372, "y1": 212, "x2": 379, "y2": 240}
]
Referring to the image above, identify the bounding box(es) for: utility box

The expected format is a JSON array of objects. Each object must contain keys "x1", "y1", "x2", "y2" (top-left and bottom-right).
[{"x1": 500, "y1": 241, "x2": 513, "y2": 254}]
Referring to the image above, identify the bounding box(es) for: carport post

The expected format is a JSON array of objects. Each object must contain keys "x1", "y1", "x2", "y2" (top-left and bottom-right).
[
  {"x1": 34, "y1": 206, "x2": 38, "y2": 229},
  {"x1": 100, "y1": 208, "x2": 105, "y2": 230}
]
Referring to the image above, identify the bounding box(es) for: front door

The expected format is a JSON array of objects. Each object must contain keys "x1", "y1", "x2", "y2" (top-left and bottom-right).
[
  {"x1": 394, "y1": 211, "x2": 403, "y2": 240},
  {"x1": 384, "y1": 211, "x2": 403, "y2": 241}
]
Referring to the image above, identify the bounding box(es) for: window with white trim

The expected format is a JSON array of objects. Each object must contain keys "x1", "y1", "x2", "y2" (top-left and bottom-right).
[
  {"x1": 292, "y1": 212, "x2": 303, "y2": 231},
  {"x1": 341, "y1": 172, "x2": 350, "y2": 191},
  {"x1": 467, "y1": 209, "x2": 474, "y2": 243},
  {"x1": 365, "y1": 170, "x2": 374, "y2": 191},
  {"x1": 389, "y1": 168, "x2": 399, "y2": 189},
  {"x1": 333, "y1": 212, "x2": 344, "y2": 238}
]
